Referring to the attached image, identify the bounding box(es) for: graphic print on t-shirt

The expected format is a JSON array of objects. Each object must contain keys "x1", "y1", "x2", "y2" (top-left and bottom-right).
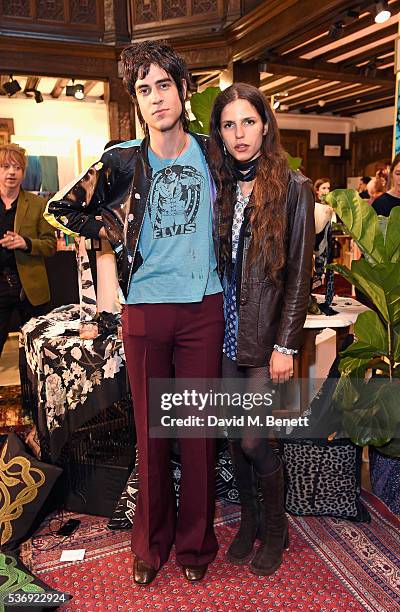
[{"x1": 149, "y1": 164, "x2": 204, "y2": 239}]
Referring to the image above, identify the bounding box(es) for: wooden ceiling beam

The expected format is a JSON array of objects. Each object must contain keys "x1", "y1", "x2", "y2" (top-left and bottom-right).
[
  {"x1": 51, "y1": 78, "x2": 69, "y2": 98},
  {"x1": 344, "y1": 99, "x2": 395, "y2": 115},
  {"x1": 83, "y1": 80, "x2": 97, "y2": 95},
  {"x1": 275, "y1": 0, "x2": 400, "y2": 57},
  {"x1": 286, "y1": 83, "x2": 376, "y2": 109},
  {"x1": 261, "y1": 77, "x2": 310, "y2": 95},
  {"x1": 260, "y1": 74, "x2": 285, "y2": 87},
  {"x1": 293, "y1": 84, "x2": 393, "y2": 111},
  {"x1": 313, "y1": 90, "x2": 394, "y2": 113},
  {"x1": 270, "y1": 2, "x2": 375, "y2": 56},
  {"x1": 341, "y1": 41, "x2": 395, "y2": 68},
  {"x1": 272, "y1": 78, "x2": 330, "y2": 97},
  {"x1": 316, "y1": 23, "x2": 398, "y2": 62},
  {"x1": 229, "y1": 0, "x2": 357, "y2": 61},
  {"x1": 259, "y1": 57, "x2": 393, "y2": 87},
  {"x1": 24, "y1": 76, "x2": 40, "y2": 92},
  {"x1": 0, "y1": 76, "x2": 9, "y2": 95}
]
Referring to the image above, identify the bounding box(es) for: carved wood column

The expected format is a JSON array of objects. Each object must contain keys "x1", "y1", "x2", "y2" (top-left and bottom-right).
[
  {"x1": 105, "y1": 73, "x2": 136, "y2": 141},
  {"x1": 103, "y1": 0, "x2": 130, "y2": 44},
  {"x1": 233, "y1": 61, "x2": 260, "y2": 87}
]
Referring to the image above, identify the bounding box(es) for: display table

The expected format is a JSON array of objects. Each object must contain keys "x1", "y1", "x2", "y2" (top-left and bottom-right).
[{"x1": 296, "y1": 296, "x2": 369, "y2": 408}]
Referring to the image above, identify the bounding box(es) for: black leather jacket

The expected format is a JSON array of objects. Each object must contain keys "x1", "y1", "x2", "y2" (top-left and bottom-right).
[
  {"x1": 221, "y1": 171, "x2": 315, "y2": 367},
  {"x1": 45, "y1": 132, "x2": 211, "y2": 298}
]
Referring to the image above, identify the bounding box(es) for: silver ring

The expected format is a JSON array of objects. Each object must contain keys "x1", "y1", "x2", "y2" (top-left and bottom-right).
[{"x1": 11, "y1": 237, "x2": 14, "y2": 241}]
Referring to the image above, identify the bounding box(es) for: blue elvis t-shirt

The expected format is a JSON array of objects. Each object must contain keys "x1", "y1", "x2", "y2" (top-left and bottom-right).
[{"x1": 126, "y1": 135, "x2": 221, "y2": 303}]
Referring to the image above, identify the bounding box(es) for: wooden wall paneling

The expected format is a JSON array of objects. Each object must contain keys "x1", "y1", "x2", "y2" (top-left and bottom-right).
[
  {"x1": 233, "y1": 61, "x2": 259, "y2": 86},
  {"x1": 350, "y1": 126, "x2": 393, "y2": 176},
  {"x1": 128, "y1": 0, "x2": 224, "y2": 39},
  {"x1": 0, "y1": 118, "x2": 15, "y2": 145},
  {"x1": 307, "y1": 147, "x2": 350, "y2": 188},
  {"x1": 0, "y1": 0, "x2": 105, "y2": 41},
  {"x1": 280, "y1": 129, "x2": 310, "y2": 174},
  {"x1": 105, "y1": 75, "x2": 136, "y2": 141},
  {"x1": 103, "y1": 0, "x2": 130, "y2": 43}
]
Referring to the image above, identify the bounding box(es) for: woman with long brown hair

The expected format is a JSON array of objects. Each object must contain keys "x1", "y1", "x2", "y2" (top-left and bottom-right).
[{"x1": 209, "y1": 83, "x2": 314, "y2": 576}]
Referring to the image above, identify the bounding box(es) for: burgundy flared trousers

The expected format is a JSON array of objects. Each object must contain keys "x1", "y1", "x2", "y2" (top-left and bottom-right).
[{"x1": 121, "y1": 293, "x2": 224, "y2": 570}]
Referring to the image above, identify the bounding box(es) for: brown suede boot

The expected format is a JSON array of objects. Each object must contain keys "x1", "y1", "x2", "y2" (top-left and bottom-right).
[
  {"x1": 226, "y1": 440, "x2": 260, "y2": 564},
  {"x1": 250, "y1": 461, "x2": 289, "y2": 576}
]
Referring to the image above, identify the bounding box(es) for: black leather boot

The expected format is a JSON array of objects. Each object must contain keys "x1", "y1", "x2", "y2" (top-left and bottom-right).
[
  {"x1": 226, "y1": 440, "x2": 260, "y2": 564},
  {"x1": 250, "y1": 461, "x2": 289, "y2": 576}
]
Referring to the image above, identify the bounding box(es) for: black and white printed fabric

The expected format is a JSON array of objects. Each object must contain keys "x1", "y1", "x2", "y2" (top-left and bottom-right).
[
  {"x1": 76, "y1": 237, "x2": 97, "y2": 322},
  {"x1": 108, "y1": 440, "x2": 239, "y2": 530},
  {"x1": 20, "y1": 305, "x2": 127, "y2": 462}
]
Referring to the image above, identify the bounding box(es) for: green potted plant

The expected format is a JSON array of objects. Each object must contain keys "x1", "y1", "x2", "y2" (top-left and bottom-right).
[
  {"x1": 189, "y1": 86, "x2": 221, "y2": 134},
  {"x1": 326, "y1": 188, "x2": 400, "y2": 512},
  {"x1": 325, "y1": 189, "x2": 400, "y2": 460}
]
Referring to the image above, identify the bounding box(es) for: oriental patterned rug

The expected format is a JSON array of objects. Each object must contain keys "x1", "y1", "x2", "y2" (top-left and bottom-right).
[{"x1": 26, "y1": 491, "x2": 399, "y2": 611}]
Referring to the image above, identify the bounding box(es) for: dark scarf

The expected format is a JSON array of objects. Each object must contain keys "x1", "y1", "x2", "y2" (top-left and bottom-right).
[{"x1": 232, "y1": 157, "x2": 259, "y2": 182}]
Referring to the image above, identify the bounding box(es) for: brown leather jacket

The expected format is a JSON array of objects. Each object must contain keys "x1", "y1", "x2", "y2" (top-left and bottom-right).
[{"x1": 222, "y1": 171, "x2": 315, "y2": 367}]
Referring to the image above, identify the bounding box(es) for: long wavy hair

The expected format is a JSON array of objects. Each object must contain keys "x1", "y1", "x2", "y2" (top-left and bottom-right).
[{"x1": 209, "y1": 83, "x2": 289, "y2": 284}]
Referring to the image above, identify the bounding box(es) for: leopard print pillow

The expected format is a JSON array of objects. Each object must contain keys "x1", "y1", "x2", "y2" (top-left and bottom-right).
[{"x1": 282, "y1": 440, "x2": 368, "y2": 521}]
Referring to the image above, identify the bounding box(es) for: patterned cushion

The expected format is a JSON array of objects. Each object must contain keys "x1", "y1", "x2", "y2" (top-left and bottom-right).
[
  {"x1": 0, "y1": 552, "x2": 71, "y2": 611},
  {"x1": 108, "y1": 440, "x2": 239, "y2": 530},
  {"x1": 0, "y1": 434, "x2": 62, "y2": 551},
  {"x1": 282, "y1": 439, "x2": 370, "y2": 521}
]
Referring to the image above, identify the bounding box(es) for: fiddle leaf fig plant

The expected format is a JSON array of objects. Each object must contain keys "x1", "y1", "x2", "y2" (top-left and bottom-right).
[
  {"x1": 325, "y1": 189, "x2": 400, "y2": 457},
  {"x1": 189, "y1": 86, "x2": 221, "y2": 134}
]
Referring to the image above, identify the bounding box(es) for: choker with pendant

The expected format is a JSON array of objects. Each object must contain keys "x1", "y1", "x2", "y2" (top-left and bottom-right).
[{"x1": 232, "y1": 157, "x2": 259, "y2": 182}]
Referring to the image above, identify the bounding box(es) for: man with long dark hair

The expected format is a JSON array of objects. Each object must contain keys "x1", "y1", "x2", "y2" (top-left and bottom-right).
[{"x1": 46, "y1": 41, "x2": 223, "y2": 586}]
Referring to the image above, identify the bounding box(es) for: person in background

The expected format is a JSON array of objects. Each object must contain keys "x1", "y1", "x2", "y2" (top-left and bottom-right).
[
  {"x1": 358, "y1": 176, "x2": 371, "y2": 199},
  {"x1": 367, "y1": 174, "x2": 386, "y2": 205},
  {"x1": 209, "y1": 83, "x2": 314, "y2": 576},
  {"x1": 312, "y1": 177, "x2": 335, "y2": 315},
  {"x1": 313, "y1": 177, "x2": 330, "y2": 203},
  {"x1": 372, "y1": 154, "x2": 400, "y2": 216},
  {"x1": 0, "y1": 143, "x2": 56, "y2": 357}
]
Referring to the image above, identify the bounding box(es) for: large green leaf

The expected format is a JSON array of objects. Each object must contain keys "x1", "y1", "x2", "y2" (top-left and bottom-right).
[
  {"x1": 189, "y1": 87, "x2": 221, "y2": 135},
  {"x1": 286, "y1": 153, "x2": 302, "y2": 171},
  {"x1": 189, "y1": 119, "x2": 204, "y2": 134},
  {"x1": 342, "y1": 381, "x2": 400, "y2": 446},
  {"x1": 329, "y1": 260, "x2": 390, "y2": 322},
  {"x1": 325, "y1": 189, "x2": 385, "y2": 264},
  {"x1": 333, "y1": 375, "x2": 360, "y2": 408},
  {"x1": 375, "y1": 437, "x2": 400, "y2": 457},
  {"x1": 337, "y1": 355, "x2": 373, "y2": 378},
  {"x1": 352, "y1": 310, "x2": 388, "y2": 355},
  {"x1": 393, "y1": 323, "x2": 400, "y2": 362},
  {"x1": 384, "y1": 207, "x2": 400, "y2": 263}
]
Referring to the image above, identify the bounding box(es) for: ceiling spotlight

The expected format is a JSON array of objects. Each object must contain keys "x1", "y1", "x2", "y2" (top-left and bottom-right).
[
  {"x1": 3, "y1": 75, "x2": 21, "y2": 97},
  {"x1": 329, "y1": 21, "x2": 345, "y2": 40},
  {"x1": 273, "y1": 99, "x2": 281, "y2": 110},
  {"x1": 318, "y1": 100, "x2": 326, "y2": 107},
  {"x1": 363, "y1": 61, "x2": 377, "y2": 78},
  {"x1": 74, "y1": 84, "x2": 84, "y2": 100},
  {"x1": 25, "y1": 88, "x2": 43, "y2": 104},
  {"x1": 66, "y1": 79, "x2": 85, "y2": 100},
  {"x1": 374, "y1": 1, "x2": 391, "y2": 23},
  {"x1": 280, "y1": 104, "x2": 289, "y2": 112}
]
